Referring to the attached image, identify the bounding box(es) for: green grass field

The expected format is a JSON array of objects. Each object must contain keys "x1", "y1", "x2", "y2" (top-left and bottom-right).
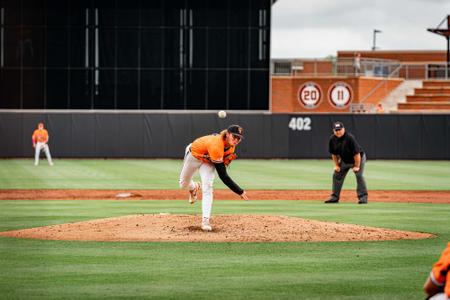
[
  {"x1": 0, "y1": 159, "x2": 449, "y2": 299},
  {"x1": 1, "y1": 158, "x2": 449, "y2": 190}
]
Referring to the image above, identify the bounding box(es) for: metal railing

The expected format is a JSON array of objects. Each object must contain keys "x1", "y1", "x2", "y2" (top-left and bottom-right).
[
  {"x1": 349, "y1": 103, "x2": 376, "y2": 113},
  {"x1": 271, "y1": 58, "x2": 450, "y2": 80},
  {"x1": 359, "y1": 64, "x2": 403, "y2": 104},
  {"x1": 398, "y1": 63, "x2": 450, "y2": 80},
  {"x1": 336, "y1": 57, "x2": 400, "y2": 77},
  {"x1": 349, "y1": 64, "x2": 403, "y2": 113}
]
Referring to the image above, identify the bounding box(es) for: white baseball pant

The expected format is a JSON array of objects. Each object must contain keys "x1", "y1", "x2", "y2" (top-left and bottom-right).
[
  {"x1": 34, "y1": 142, "x2": 53, "y2": 166},
  {"x1": 179, "y1": 144, "x2": 215, "y2": 220}
]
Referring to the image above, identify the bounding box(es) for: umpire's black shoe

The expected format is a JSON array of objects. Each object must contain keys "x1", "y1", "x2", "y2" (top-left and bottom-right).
[
  {"x1": 358, "y1": 198, "x2": 368, "y2": 204},
  {"x1": 324, "y1": 198, "x2": 339, "y2": 204}
]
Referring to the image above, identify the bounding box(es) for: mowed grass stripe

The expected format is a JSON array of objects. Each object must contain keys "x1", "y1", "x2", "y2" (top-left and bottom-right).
[{"x1": 1, "y1": 159, "x2": 450, "y2": 190}]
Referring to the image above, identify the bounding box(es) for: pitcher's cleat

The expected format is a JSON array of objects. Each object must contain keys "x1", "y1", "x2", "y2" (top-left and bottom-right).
[
  {"x1": 189, "y1": 182, "x2": 200, "y2": 204},
  {"x1": 201, "y1": 218, "x2": 212, "y2": 231}
]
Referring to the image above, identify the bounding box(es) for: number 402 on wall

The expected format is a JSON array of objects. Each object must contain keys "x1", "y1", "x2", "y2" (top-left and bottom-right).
[{"x1": 289, "y1": 117, "x2": 312, "y2": 131}]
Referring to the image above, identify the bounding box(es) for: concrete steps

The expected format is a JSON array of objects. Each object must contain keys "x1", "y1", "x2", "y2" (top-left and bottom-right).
[
  {"x1": 398, "y1": 102, "x2": 450, "y2": 110},
  {"x1": 422, "y1": 80, "x2": 450, "y2": 87},
  {"x1": 397, "y1": 80, "x2": 450, "y2": 111},
  {"x1": 382, "y1": 80, "x2": 421, "y2": 112},
  {"x1": 406, "y1": 95, "x2": 450, "y2": 102},
  {"x1": 414, "y1": 87, "x2": 450, "y2": 94}
]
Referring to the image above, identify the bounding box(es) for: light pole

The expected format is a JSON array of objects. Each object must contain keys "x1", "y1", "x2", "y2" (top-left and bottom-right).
[{"x1": 372, "y1": 29, "x2": 382, "y2": 51}]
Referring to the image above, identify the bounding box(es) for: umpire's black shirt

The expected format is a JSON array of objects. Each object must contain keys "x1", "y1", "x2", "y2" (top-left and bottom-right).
[{"x1": 328, "y1": 132, "x2": 364, "y2": 164}]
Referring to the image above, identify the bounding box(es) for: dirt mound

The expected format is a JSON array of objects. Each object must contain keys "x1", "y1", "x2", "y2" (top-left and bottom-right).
[
  {"x1": 0, "y1": 214, "x2": 434, "y2": 242},
  {"x1": 0, "y1": 189, "x2": 449, "y2": 203}
]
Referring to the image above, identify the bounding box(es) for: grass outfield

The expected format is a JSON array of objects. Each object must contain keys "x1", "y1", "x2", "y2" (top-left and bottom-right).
[
  {"x1": 0, "y1": 159, "x2": 449, "y2": 299},
  {"x1": 0, "y1": 158, "x2": 449, "y2": 190}
]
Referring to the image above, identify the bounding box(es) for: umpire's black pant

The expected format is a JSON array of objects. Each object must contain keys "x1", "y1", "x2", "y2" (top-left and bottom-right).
[{"x1": 330, "y1": 154, "x2": 368, "y2": 202}]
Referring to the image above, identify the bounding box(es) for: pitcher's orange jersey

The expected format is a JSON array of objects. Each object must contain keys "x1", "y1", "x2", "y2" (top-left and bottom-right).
[
  {"x1": 32, "y1": 129, "x2": 49, "y2": 143},
  {"x1": 191, "y1": 134, "x2": 235, "y2": 164},
  {"x1": 431, "y1": 242, "x2": 450, "y2": 297}
]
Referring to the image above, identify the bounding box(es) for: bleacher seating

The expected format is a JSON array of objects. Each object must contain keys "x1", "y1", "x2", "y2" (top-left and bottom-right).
[{"x1": 398, "y1": 80, "x2": 450, "y2": 111}]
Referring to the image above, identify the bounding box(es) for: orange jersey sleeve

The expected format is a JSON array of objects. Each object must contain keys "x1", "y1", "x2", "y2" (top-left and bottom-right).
[
  {"x1": 431, "y1": 242, "x2": 450, "y2": 296},
  {"x1": 32, "y1": 129, "x2": 49, "y2": 143},
  {"x1": 191, "y1": 134, "x2": 225, "y2": 163}
]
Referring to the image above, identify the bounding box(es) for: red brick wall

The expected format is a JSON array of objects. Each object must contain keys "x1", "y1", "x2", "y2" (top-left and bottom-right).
[
  {"x1": 300, "y1": 61, "x2": 334, "y2": 75},
  {"x1": 271, "y1": 77, "x2": 295, "y2": 112},
  {"x1": 357, "y1": 78, "x2": 403, "y2": 105},
  {"x1": 271, "y1": 76, "x2": 403, "y2": 112}
]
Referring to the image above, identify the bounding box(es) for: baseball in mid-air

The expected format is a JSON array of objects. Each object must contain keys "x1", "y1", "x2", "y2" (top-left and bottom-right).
[{"x1": 218, "y1": 110, "x2": 227, "y2": 118}]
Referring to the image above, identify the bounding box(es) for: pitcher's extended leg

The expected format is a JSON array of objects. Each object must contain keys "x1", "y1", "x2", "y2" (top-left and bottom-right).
[{"x1": 199, "y1": 163, "x2": 215, "y2": 230}]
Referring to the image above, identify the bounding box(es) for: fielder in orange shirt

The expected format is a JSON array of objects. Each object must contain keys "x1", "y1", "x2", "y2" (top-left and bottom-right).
[
  {"x1": 424, "y1": 242, "x2": 450, "y2": 299},
  {"x1": 32, "y1": 122, "x2": 53, "y2": 166},
  {"x1": 179, "y1": 125, "x2": 248, "y2": 231}
]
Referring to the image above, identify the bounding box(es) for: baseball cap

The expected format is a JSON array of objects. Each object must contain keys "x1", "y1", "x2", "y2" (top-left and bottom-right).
[
  {"x1": 333, "y1": 121, "x2": 344, "y2": 130},
  {"x1": 227, "y1": 124, "x2": 244, "y2": 139}
]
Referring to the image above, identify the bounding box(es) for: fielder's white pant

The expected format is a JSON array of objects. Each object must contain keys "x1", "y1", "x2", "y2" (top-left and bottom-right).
[
  {"x1": 35, "y1": 142, "x2": 53, "y2": 166},
  {"x1": 179, "y1": 144, "x2": 215, "y2": 220},
  {"x1": 428, "y1": 293, "x2": 449, "y2": 300}
]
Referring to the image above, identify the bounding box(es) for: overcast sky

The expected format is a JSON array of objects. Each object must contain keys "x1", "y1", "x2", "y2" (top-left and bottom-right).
[{"x1": 271, "y1": 0, "x2": 450, "y2": 58}]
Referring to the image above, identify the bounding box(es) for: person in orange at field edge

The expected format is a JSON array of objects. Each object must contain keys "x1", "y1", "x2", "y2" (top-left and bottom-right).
[
  {"x1": 424, "y1": 242, "x2": 450, "y2": 300},
  {"x1": 32, "y1": 122, "x2": 53, "y2": 166},
  {"x1": 179, "y1": 125, "x2": 248, "y2": 231},
  {"x1": 376, "y1": 103, "x2": 385, "y2": 113}
]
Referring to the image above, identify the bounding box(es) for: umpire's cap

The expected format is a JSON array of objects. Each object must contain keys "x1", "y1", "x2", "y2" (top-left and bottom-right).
[
  {"x1": 333, "y1": 121, "x2": 344, "y2": 130},
  {"x1": 227, "y1": 125, "x2": 244, "y2": 139}
]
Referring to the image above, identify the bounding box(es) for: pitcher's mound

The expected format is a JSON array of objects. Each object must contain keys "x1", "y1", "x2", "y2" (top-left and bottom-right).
[{"x1": 0, "y1": 214, "x2": 434, "y2": 242}]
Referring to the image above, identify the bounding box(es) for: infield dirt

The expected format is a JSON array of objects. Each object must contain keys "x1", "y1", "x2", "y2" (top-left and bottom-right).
[
  {"x1": 0, "y1": 214, "x2": 434, "y2": 242},
  {"x1": 0, "y1": 189, "x2": 444, "y2": 242},
  {"x1": 1, "y1": 189, "x2": 449, "y2": 203}
]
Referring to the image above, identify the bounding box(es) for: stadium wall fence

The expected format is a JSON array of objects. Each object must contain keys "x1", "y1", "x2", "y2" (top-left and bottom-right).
[{"x1": 1, "y1": 112, "x2": 449, "y2": 159}]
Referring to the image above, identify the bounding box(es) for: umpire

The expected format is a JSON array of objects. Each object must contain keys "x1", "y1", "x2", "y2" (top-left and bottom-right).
[{"x1": 325, "y1": 121, "x2": 368, "y2": 204}]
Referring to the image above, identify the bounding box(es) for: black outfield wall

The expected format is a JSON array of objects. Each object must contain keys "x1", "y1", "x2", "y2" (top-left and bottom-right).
[{"x1": 1, "y1": 112, "x2": 449, "y2": 159}]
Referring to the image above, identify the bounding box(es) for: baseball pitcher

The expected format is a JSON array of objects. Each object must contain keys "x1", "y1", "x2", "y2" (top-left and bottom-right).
[{"x1": 179, "y1": 125, "x2": 249, "y2": 231}]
